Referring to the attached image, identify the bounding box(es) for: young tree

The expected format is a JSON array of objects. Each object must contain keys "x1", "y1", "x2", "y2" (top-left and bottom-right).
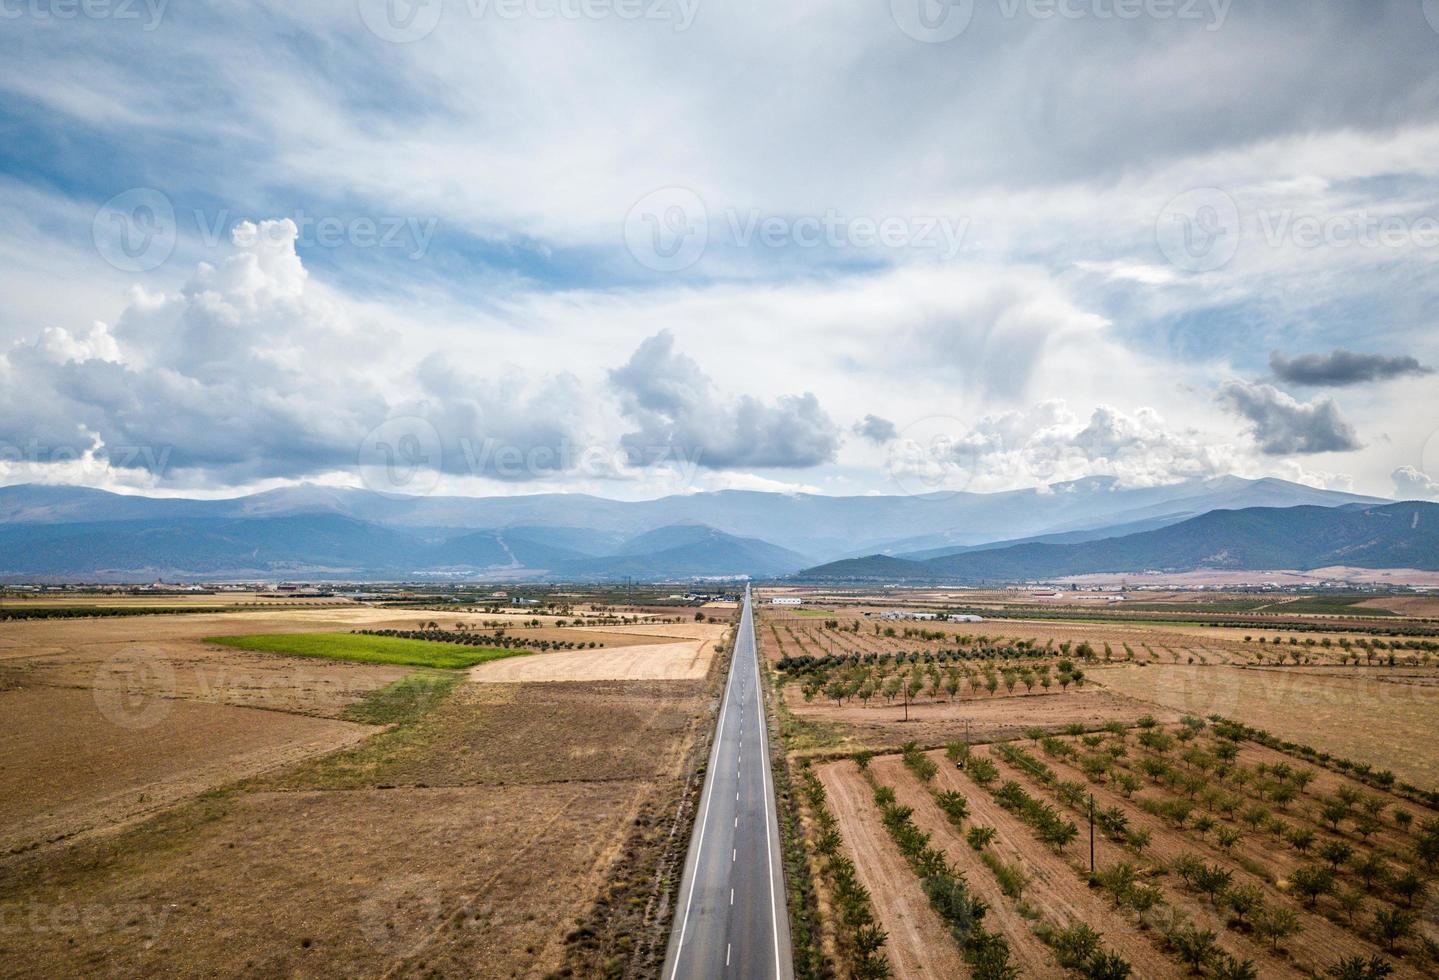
[
  {"x1": 1326, "y1": 956, "x2": 1394, "y2": 980},
  {"x1": 1253, "y1": 906, "x2": 1302, "y2": 951},
  {"x1": 1371, "y1": 907, "x2": 1415, "y2": 953},
  {"x1": 1291, "y1": 865, "x2": 1336, "y2": 908}
]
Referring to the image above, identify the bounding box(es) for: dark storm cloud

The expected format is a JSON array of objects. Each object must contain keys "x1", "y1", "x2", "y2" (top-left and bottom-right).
[
  {"x1": 1218, "y1": 380, "x2": 1361, "y2": 455},
  {"x1": 1270, "y1": 349, "x2": 1433, "y2": 387},
  {"x1": 853, "y1": 414, "x2": 898, "y2": 444}
]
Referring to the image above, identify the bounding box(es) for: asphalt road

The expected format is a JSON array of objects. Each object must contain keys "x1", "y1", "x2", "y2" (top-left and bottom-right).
[{"x1": 662, "y1": 587, "x2": 793, "y2": 980}]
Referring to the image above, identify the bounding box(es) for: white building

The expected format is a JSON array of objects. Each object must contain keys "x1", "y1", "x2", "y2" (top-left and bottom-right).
[
  {"x1": 770, "y1": 597, "x2": 804, "y2": 605},
  {"x1": 947, "y1": 614, "x2": 985, "y2": 622}
]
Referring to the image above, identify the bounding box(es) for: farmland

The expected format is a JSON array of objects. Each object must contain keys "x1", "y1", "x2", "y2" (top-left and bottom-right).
[
  {"x1": 0, "y1": 594, "x2": 734, "y2": 978},
  {"x1": 206, "y1": 631, "x2": 532, "y2": 669},
  {"x1": 765, "y1": 586, "x2": 1439, "y2": 979}
]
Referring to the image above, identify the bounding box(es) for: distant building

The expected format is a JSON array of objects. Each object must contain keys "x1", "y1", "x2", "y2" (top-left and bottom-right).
[
  {"x1": 879, "y1": 610, "x2": 941, "y2": 621},
  {"x1": 947, "y1": 614, "x2": 984, "y2": 623},
  {"x1": 770, "y1": 597, "x2": 803, "y2": 605}
]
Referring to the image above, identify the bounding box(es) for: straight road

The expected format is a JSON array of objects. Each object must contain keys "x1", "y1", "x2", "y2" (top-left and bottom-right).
[{"x1": 662, "y1": 586, "x2": 793, "y2": 979}]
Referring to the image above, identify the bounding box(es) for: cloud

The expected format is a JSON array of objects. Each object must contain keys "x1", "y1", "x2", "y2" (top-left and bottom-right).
[
  {"x1": 1392, "y1": 465, "x2": 1439, "y2": 500},
  {"x1": 609, "y1": 330, "x2": 840, "y2": 470},
  {"x1": 0, "y1": 221, "x2": 593, "y2": 486},
  {"x1": 886, "y1": 400, "x2": 1230, "y2": 492},
  {"x1": 1217, "y1": 381, "x2": 1361, "y2": 455},
  {"x1": 1270, "y1": 349, "x2": 1433, "y2": 387},
  {"x1": 853, "y1": 414, "x2": 897, "y2": 444}
]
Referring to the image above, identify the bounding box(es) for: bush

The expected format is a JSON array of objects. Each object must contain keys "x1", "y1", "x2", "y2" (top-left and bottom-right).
[{"x1": 967, "y1": 825, "x2": 997, "y2": 851}]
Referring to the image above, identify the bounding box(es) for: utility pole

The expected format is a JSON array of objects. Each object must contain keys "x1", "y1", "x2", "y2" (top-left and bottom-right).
[{"x1": 1088, "y1": 794, "x2": 1096, "y2": 874}]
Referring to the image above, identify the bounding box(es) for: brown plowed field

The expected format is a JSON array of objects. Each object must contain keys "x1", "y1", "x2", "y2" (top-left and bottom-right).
[
  {"x1": 987, "y1": 738, "x2": 1431, "y2": 976},
  {"x1": 0, "y1": 685, "x2": 373, "y2": 855},
  {"x1": 815, "y1": 760, "x2": 968, "y2": 980},
  {"x1": 870, "y1": 755, "x2": 1064, "y2": 977},
  {"x1": 784, "y1": 686, "x2": 1175, "y2": 747}
]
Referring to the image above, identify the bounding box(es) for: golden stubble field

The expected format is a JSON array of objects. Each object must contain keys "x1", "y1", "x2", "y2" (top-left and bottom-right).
[{"x1": 0, "y1": 600, "x2": 731, "y2": 978}]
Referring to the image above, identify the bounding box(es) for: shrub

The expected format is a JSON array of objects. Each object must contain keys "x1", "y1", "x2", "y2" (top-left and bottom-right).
[
  {"x1": 1326, "y1": 955, "x2": 1395, "y2": 980},
  {"x1": 967, "y1": 825, "x2": 997, "y2": 851}
]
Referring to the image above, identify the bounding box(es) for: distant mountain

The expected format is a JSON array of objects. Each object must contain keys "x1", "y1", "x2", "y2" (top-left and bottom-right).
[
  {"x1": 553, "y1": 525, "x2": 809, "y2": 579},
  {"x1": 0, "y1": 513, "x2": 807, "y2": 582},
  {"x1": 894, "y1": 514, "x2": 1189, "y2": 561},
  {"x1": 0, "y1": 477, "x2": 1383, "y2": 561},
  {"x1": 797, "y1": 502, "x2": 1439, "y2": 581},
  {"x1": 0, "y1": 479, "x2": 1395, "y2": 582}
]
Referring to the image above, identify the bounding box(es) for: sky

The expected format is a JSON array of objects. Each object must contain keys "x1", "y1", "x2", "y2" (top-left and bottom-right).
[{"x1": 1, "y1": 0, "x2": 1438, "y2": 502}]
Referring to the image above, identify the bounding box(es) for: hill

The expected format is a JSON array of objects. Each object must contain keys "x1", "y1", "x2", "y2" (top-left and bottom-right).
[{"x1": 797, "y1": 502, "x2": 1439, "y2": 582}]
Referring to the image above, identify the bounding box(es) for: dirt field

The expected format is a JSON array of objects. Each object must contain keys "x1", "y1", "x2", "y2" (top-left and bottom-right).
[
  {"x1": 0, "y1": 675, "x2": 713, "y2": 978},
  {"x1": 472, "y1": 623, "x2": 728, "y2": 683},
  {"x1": 1092, "y1": 663, "x2": 1439, "y2": 789},
  {"x1": 782, "y1": 685, "x2": 1176, "y2": 750},
  {"x1": 814, "y1": 760, "x2": 968, "y2": 980},
  {"x1": 0, "y1": 598, "x2": 725, "y2": 978},
  {"x1": 874, "y1": 753, "x2": 1179, "y2": 978},
  {"x1": 0, "y1": 685, "x2": 372, "y2": 855}
]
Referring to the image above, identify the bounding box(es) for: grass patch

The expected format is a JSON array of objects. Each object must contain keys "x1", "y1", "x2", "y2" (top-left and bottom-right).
[
  {"x1": 340, "y1": 672, "x2": 462, "y2": 726},
  {"x1": 206, "y1": 632, "x2": 530, "y2": 670}
]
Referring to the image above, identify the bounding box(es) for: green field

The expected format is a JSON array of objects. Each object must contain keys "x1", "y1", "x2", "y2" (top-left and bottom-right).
[{"x1": 206, "y1": 632, "x2": 530, "y2": 670}]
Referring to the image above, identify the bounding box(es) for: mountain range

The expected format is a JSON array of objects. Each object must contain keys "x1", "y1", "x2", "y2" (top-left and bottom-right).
[
  {"x1": 798, "y1": 501, "x2": 1439, "y2": 582},
  {"x1": 0, "y1": 478, "x2": 1402, "y2": 582}
]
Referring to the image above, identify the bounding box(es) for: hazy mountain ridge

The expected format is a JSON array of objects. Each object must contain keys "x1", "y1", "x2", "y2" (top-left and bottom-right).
[
  {"x1": 0, "y1": 479, "x2": 1393, "y2": 582},
  {"x1": 798, "y1": 502, "x2": 1439, "y2": 582}
]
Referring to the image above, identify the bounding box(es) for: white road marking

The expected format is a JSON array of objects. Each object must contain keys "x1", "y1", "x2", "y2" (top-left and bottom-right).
[
  {"x1": 667, "y1": 611, "x2": 738, "y2": 980},
  {"x1": 730, "y1": 888, "x2": 735, "y2": 905},
  {"x1": 726, "y1": 943, "x2": 732, "y2": 967}
]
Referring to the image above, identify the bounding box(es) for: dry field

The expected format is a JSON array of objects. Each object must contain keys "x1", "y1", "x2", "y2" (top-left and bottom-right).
[
  {"x1": 783, "y1": 686, "x2": 1178, "y2": 750},
  {"x1": 810, "y1": 722, "x2": 1439, "y2": 978},
  {"x1": 767, "y1": 591, "x2": 1439, "y2": 978},
  {"x1": 1092, "y1": 663, "x2": 1439, "y2": 791},
  {"x1": 470, "y1": 622, "x2": 727, "y2": 682},
  {"x1": 0, "y1": 603, "x2": 731, "y2": 978}
]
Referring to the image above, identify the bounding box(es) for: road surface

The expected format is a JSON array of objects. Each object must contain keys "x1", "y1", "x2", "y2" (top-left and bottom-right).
[{"x1": 662, "y1": 587, "x2": 793, "y2": 979}]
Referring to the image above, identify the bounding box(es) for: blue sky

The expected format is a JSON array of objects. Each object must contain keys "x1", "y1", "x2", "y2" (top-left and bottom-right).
[{"x1": 1, "y1": 0, "x2": 1438, "y2": 500}]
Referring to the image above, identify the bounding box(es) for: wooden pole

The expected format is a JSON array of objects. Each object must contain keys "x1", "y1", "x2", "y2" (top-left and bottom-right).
[{"x1": 1088, "y1": 795, "x2": 1096, "y2": 874}]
